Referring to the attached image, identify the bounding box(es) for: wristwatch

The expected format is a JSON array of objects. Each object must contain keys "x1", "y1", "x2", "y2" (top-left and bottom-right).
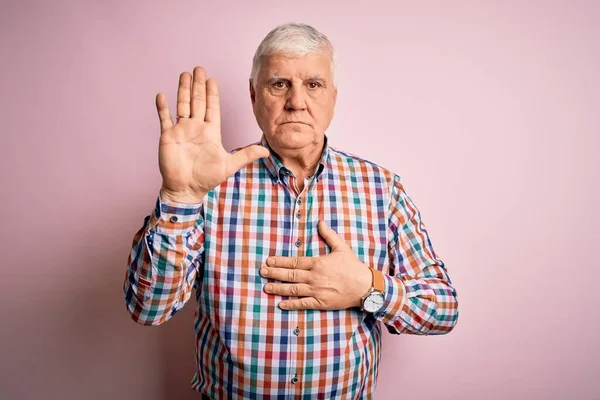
[{"x1": 360, "y1": 268, "x2": 385, "y2": 313}]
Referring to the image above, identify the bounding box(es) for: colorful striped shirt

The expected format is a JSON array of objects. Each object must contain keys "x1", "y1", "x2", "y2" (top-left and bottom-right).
[{"x1": 124, "y1": 136, "x2": 459, "y2": 399}]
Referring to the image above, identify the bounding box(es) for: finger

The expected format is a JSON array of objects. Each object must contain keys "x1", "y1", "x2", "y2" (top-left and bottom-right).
[
  {"x1": 265, "y1": 255, "x2": 313, "y2": 270},
  {"x1": 204, "y1": 78, "x2": 220, "y2": 124},
  {"x1": 155, "y1": 93, "x2": 173, "y2": 132},
  {"x1": 226, "y1": 145, "x2": 270, "y2": 176},
  {"x1": 190, "y1": 66, "x2": 206, "y2": 120},
  {"x1": 260, "y1": 266, "x2": 310, "y2": 283},
  {"x1": 279, "y1": 297, "x2": 320, "y2": 311},
  {"x1": 176, "y1": 72, "x2": 192, "y2": 118},
  {"x1": 318, "y1": 220, "x2": 348, "y2": 251},
  {"x1": 264, "y1": 283, "x2": 312, "y2": 297}
]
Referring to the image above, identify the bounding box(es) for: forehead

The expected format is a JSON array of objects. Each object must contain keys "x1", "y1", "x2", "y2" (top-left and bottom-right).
[{"x1": 260, "y1": 52, "x2": 332, "y2": 80}]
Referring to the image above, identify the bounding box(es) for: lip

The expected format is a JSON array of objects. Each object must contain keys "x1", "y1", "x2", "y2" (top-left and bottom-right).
[{"x1": 281, "y1": 121, "x2": 308, "y2": 125}]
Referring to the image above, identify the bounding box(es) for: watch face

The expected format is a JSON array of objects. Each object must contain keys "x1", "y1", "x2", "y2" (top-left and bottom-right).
[{"x1": 364, "y1": 292, "x2": 384, "y2": 313}]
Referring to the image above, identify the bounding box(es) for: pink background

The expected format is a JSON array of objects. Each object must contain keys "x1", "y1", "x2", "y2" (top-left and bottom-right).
[{"x1": 1, "y1": 1, "x2": 599, "y2": 399}]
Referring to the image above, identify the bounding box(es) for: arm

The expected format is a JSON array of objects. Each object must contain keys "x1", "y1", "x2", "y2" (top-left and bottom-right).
[
  {"x1": 123, "y1": 195, "x2": 204, "y2": 326},
  {"x1": 374, "y1": 175, "x2": 459, "y2": 335},
  {"x1": 123, "y1": 65, "x2": 268, "y2": 325}
]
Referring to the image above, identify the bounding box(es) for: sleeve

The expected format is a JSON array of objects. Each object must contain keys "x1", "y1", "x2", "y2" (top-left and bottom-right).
[
  {"x1": 373, "y1": 174, "x2": 459, "y2": 335},
  {"x1": 123, "y1": 194, "x2": 205, "y2": 326}
]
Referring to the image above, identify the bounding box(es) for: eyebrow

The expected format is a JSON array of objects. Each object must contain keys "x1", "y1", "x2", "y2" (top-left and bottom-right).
[
  {"x1": 266, "y1": 76, "x2": 289, "y2": 84},
  {"x1": 306, "y1": 75, "x2": 326, "y2": 82}
]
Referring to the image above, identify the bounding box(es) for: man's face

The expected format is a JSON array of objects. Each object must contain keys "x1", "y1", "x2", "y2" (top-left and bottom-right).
[{"x1": 250, "y1": 51, "x2": 337, "y2": 152}]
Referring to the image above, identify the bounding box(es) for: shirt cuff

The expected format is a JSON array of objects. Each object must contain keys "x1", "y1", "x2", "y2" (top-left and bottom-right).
[
  {"x1": 374, "y1": 272, "x2": 407, "y2": 325},
  {"x1": 148, "y1": 193, "x2": 203, "y2": 235}
]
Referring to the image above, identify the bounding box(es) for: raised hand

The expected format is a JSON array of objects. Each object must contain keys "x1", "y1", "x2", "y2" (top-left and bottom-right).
[{"x1": 156, "y1": 66, "x2": 269, "y2": 203}]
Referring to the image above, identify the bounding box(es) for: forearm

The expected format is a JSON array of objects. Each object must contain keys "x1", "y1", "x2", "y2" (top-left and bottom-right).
[{"x1": 123, "y1": 196, "x2": 204, "y2": 326}]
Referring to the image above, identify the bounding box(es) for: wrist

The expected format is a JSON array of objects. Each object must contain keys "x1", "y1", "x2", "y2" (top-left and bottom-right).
[
  {"x1": 160, "y1": 187, "x2": 206, "y2": 204},
  {"x1": 355, "y1": 265, "x2": 373, "y2": 307}
]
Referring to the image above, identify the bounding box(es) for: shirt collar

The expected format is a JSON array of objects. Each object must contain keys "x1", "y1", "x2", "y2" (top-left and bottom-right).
[{"x1": 260, "y1": 135, "x2": 330, "y2": 183}]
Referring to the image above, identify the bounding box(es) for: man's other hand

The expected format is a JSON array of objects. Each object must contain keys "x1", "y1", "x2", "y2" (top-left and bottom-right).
[{"x1": 260, "y1": 221, "x2": 373, "y2": 311}]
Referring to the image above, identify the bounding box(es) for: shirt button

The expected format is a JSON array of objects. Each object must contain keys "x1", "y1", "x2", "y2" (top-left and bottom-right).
[
  {"x1": 296, "y1": 199, "x2": 302, "y2": 205},
  {"x1": 296, "y1": 212, "x2": 301, "y2": 219},
  {"x1": 293, "y1": 328, "x2": 300, "y2": 336},
  {"x1": 295, "y1": 240, "x2": 301, "y2": 247},
  {"x1": 291, "y1": 376, "x2": 299, "y2": 384},
  {"x1": 169, "y1": 216, "x2": 178, "y2": 223}
]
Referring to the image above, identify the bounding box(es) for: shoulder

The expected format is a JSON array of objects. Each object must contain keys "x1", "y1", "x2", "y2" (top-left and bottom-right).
[{"x1": 328, "y1": 146, "x2": 398, "y2": 186}]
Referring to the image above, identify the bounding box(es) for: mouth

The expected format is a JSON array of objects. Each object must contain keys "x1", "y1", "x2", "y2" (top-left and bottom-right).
[{"x1": 281, "y1": 121, "x2": 308, "y2": 125}]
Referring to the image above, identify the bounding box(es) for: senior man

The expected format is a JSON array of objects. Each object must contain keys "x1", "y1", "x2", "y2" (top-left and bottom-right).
[{"x1": 124, "y1": 23, "x2": 458, "y2": 399}]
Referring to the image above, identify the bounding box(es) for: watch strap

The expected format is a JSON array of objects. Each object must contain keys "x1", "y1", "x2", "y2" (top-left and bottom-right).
[{"x1": 370, "y1": 268, "x2": 385, "y2": 292}]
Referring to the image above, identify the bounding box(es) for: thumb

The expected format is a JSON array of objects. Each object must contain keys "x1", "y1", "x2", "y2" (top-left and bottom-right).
[
  {"x1": 318, "y1": 221, "x2": 347, "y2": 251},
  {"x1": 228, "y1": 145, "x2": 270, "y2": 174}
]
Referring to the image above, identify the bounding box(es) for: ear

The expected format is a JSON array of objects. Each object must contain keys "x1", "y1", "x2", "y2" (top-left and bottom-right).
[
  {"x1": 249, "y1": 80, "x2": 256, "y2": 104},
  {"x1": 333, "y1": 87, "x2": 338, "y2": 106}
]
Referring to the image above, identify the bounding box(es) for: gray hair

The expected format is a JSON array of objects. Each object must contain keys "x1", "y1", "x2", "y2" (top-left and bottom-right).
[{"x1": 250, "y1": 23, "x2": 337, "y2": 87}]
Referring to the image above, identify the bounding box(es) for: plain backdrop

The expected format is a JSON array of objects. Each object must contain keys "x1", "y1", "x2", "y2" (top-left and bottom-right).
[{"x1": 1, "y1": 1, "x2": 599, "y2": 399}]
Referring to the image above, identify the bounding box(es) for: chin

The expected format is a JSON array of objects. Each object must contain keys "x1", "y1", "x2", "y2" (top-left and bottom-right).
[{"x1": 269, "y1": 127, "x2": 320, "y2": 148}]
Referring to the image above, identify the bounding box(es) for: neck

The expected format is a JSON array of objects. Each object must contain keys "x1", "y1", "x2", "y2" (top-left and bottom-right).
[{"x1": 268, "y1": 137, "x2": 325, "y2": 179}]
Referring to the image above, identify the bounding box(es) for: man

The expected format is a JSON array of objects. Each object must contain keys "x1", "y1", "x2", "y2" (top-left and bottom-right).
[{"x1": 124, "y1": 23, "x2": 458, "y2": 399}]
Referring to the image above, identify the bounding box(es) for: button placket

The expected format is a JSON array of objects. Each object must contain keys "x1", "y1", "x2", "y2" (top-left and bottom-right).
[
  {"x1": 288, "y1": 184, "x2": 309, "y2": 394},
  {"x1": 287, "y1": 188, "x2": 302, "y2": 397}
]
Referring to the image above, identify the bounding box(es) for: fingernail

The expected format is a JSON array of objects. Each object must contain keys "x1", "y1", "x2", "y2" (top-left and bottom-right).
[
  {"x1": 260, "y1": 268, "x2": 268, "y2": 276},
  {"x1": 279, "y1": 301, "x2": 287, "y2": 309},
  {"x1": 267, "y1": 258, "x2": 274, "y2": 266},
  {"x1": 265, "y1": 284, "x2": 272, "y2": 292}
]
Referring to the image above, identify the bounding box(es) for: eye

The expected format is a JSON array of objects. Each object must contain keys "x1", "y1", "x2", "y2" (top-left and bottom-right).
[
  {"x1": 307, "y1": 81, "x2": 322, "y2": 89},
  {"x1": 272, "y1": 81, "x2": 287, "y2": 89}
]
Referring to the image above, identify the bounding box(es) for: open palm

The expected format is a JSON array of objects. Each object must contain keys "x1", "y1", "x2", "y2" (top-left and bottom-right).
[{"x1": 156, "y1": 66, "x2": 269, "y2": 203}]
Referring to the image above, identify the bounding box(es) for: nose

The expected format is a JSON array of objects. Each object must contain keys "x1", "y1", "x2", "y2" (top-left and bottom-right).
[{"x1": 284, "y1": 83, "x2": 307, "y2": 111}]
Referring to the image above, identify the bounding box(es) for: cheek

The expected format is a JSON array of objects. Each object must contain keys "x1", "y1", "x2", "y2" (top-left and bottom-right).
[
  {"x1": 311, "y1": 99, "x2": 335, "y2": 122},
  {"x1": 257, "y1": 96, "x2": 282, "y2": 121}
]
